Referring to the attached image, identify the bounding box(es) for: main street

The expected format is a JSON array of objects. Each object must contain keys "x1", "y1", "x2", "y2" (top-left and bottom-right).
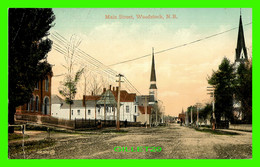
[{"x1": 9, "y1": 123, "x2": 252, "y2": 159}]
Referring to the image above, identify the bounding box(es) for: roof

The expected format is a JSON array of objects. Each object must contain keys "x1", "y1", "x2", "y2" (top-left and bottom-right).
[
  {"x1": 138, "y1": 106, "x2": 152, "y2": 114},
  {"x1": 235, "y1": 15, "x2": 248, "y2": 62},
  {"x1": 61, "y1": 100, "x2": 96, "y2": 109},
  {"x1": 150, "y1": 51, "x2": 156, "y2": 82},
  {"x1": 83, "y1": 95, "x2": 101, "y2": 101},
  {"x1": 111, "y1": 90, "x2": 136, "y2": 102},
  {"x1": 135, "y1": 95, "x2": 155, "y2": 105},
  {"x1": 51, "y1": 95, "x2": 64, "y2": 104},
  {"x1": 96, "y1": 90, "x2": 117, "y2": 106}
]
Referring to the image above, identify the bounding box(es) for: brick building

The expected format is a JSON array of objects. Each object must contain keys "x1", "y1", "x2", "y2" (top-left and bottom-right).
[{"x1": 16, "y1": 71, "x2": 53, "y2": 116}]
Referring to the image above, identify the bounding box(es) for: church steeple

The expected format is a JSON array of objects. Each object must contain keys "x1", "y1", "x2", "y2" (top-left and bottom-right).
[
  {"x1": 149, "y1": 48, "x2": 157, "y2": 102},
  {"x1": 235, "y1": 12, "x2": 248, "y2": 63},
  {"x1": 150, "y1": 48, "x2": 157, "y2": 82}
]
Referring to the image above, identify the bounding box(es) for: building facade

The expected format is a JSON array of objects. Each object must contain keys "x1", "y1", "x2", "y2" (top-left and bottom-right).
[{"x1": 16, "y1": 72, "x2": 52, "y2": 116}]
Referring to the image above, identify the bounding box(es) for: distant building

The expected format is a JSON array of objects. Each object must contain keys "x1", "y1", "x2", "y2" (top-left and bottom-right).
[{"x1": 16, "y1": 71, "x2": 53, "y2": 116}]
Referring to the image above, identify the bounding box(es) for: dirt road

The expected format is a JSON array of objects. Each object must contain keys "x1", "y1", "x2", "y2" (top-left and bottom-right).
[{"x1": 9, "y1": 123, "x2": 252, "y2": 159}]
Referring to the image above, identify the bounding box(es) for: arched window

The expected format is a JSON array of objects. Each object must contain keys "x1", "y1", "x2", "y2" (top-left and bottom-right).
[
  {"x1": 43, "y1": 96, "x2": 50, "y2": 115},
  {"x1": 27, "y1": 102, "x2": 30, "y2": 111},
  {"x1": 30, "y1": 96, "x2": 34, "y2": 112},
  {"x1": 35, "y1": 96, "x2": 39, "y2": 111},
  {"x1": 45, "y1": 77, "x2": 49, "y2": 92}
]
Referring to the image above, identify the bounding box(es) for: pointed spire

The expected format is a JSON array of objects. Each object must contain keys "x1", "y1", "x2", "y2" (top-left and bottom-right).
[
  {"x1": 150, "y1": 47, "x2": 156, "y2": 82},
  {"x1": 235, "y1": 12, "x2": 248, "y2": 62}
]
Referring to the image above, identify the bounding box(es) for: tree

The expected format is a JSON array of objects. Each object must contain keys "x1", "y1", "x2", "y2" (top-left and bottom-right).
[
  {"x1": 59, "y1": 35, "x2": 84, "y2": 120},
  {"x1": 8, "y1": 8, "x2": 55, "y2": 133},
  {"x1": 235, "y1": 60, "x2": 252, "y2": 123},
  {"x1": 208, "y1": 57, "x2": 236, "y2": 123},
  {"x1": 199, "y1": 103, "x2": 212, "y2": 124}
]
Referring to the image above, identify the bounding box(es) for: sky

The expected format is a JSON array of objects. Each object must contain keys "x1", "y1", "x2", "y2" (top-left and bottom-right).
[{"x1": 47, "y1": 8, "x2": 252, "y2": 117}]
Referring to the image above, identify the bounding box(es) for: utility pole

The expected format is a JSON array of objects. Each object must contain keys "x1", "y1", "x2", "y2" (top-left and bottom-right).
[
  {"x1": 191, "y1": 107, "x2": 193, "y2": 126},
  {"x1": 207, "y1": 86, "x2": 216, "y2": 130},
  {"x1": 144, "y1": 96, "x2": 148, "y2": 128},
  {"x1": 155, "y1": 104, "x2": 158, "y2": 126},
  {"x1": 116, "y1": 74, "x2": 124, "y2": 131},
  {"x1": 104, "y1": 93, "x2": 106, "y2": 127},
  {"x1": 196, "y1": 103, "x2": 201, "y2": 127},
  {"x1": 197, "y1": 106, "x2": 199, "y2": 127},
  {"x1": 84, "y1": 76, "x2": 87, "y2": 120}
]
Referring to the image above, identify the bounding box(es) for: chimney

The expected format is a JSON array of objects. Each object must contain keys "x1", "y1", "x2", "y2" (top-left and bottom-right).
[
  {"x1": 103, "y1": 88, "x2": 106, "y2": 93},
  {"x1": 113, "y1": 87, "x2": 115, "y2": 91},
  {"x1": 91, "y1": 91, "x2": 94, "y2": 96},
  {"x1": 109, "y1": 85, "x2": 112, "y2": 90},
  {"x1": 116, "y1": 86, "x2": 119, "y2": 93}
]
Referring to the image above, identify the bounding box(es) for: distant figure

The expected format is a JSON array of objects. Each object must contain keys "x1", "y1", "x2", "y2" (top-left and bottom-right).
[{"x1": 124, "y1": 119, "x2": 127, "y2": 128}]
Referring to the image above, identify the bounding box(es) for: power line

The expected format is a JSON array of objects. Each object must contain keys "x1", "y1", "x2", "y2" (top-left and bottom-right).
[
  {"x1": 108, "y1": 22, "x2": 252, "y2": 67},
  {"x1": 50, "y1": 32, "x2": 141, "y2": 95}
]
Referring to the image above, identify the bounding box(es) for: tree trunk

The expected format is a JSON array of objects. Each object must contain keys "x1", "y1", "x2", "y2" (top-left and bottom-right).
[{"x1": 8, "y1": 104, "x2": 16, "y2": 133}]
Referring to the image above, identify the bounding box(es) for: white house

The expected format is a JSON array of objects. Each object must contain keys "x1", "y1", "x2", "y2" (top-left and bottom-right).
[{"x1": 51, "y1": 87, "x2": 141, "y2": 122}]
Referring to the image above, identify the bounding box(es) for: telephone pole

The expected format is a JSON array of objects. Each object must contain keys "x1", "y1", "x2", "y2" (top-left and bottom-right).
[
  {"x1": 207, "y1": 86, "x2": 216, "y2": 130},
  {"x1": 116, "y1": 74, "x2": 124, "y2": 131},
  {"x1": 145, "y1": 96, "x2": 148, "y2": 128}
]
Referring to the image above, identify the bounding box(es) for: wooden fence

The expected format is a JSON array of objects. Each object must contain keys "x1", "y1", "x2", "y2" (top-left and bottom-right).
[{"x1": 15, "y1": 113, "x2": 141, "y2": 129}]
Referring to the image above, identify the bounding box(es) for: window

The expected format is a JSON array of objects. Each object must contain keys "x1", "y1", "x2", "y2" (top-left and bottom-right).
[
  {"x1": 35, "y1": 96, "x2": 39, "y2": 111},
  {"x1": 98, "y1": 109, "x2": 100, "y2": 114},
  {"x1": 135, "y1": 106, "x2": 137, "y2": 113},
  {"x1": 35, "y1": 82, "x2": 39, "y2": 89},
  {"x1": 77, "y1": 110, "x2": 80, "y2": 115},
  {"x1": 45, "y1": 77, "x2": 49, "y2": 92},
  {"x1": 27, "y1": 102, "x2": 30, "y2": 111},
  {"x1": 30, "y1": 97, "x2": 34, "y2": 112},
  {"x1": 126, "y1": 106, "x2": 129, "y2": 113},
  {"x1": 88, "y1": 109, "x2": 91, "y2": 115},
  {"x1": 72, "y1": 110, "x2": 73, "y2": 115},
  {"x1": 112, "y1": 107, "x2": 115, "y2": 113}
]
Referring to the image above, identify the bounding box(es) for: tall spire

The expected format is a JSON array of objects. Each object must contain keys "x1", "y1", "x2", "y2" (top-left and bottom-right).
[
  {"x1": 235, "y1": 11, "x2": 248, "y2": 62},
  {"x1": 150, "y1": 47, "x2": 157, "y2": 82},
  {"x1": 149, "y1": 47, "x2": 157, "y2": 102}
]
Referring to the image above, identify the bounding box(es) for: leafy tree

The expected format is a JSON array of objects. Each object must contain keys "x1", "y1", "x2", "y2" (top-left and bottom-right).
[
  {"x1": 235, "y1": 61, "x2": 252, "y2": 123},
  {"x1": 59, "y1": 69, "x2": 84, "y2": 120},
  {"x1": 208, "y1": 57, "x2": 236, "y2": 123},
  {"x1": 199, "y1": 103, "x2": 212, "y2": 121},
  {"x1": 8, "y1": 8, "x2": 55, "y2": 133}
]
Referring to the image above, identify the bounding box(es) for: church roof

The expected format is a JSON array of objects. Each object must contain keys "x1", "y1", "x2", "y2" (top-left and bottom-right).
[
  {"x1": 235, "y1": 14, "x2": 248, "y2": 62},
  {"x1": 150, "y1": 49, "x2": 157, "y2": 82}
]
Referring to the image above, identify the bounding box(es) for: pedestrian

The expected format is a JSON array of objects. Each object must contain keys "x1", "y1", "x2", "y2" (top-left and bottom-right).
[{"x1": 124, "y1": 119, "x2": 127, "y2": 128}]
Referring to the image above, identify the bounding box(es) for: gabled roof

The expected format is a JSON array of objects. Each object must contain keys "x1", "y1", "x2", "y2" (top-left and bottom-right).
[
  {"x1": 51, "y1": 95, "x2": 64, "y2": 104},
  {"x1": 138, "y1": 106, "x2": 152, "y2": 114},
  {"x1": 111, "y1": 90, "x2": 136, "y2": 102}
]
